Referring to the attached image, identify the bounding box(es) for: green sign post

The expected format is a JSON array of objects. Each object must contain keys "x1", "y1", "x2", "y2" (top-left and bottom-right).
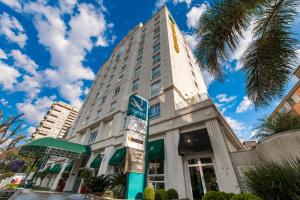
[{"x1": 124, "y1": 95, "x2": 149, "y2": 199}]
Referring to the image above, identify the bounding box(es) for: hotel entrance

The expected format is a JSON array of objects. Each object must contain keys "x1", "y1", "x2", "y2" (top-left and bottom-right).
[{"x1": 187, "y1": 157, "x2": 219, "y2": 200}]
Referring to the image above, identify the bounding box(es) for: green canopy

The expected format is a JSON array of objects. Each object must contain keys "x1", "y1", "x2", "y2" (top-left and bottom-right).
[
  {"x1": 44, "y1": 166, "x2": 51, "y2": 174},
  {"x1": 50, "y1": 164, "x2": 62, "y2": 174},
  {"x1": 148, "y1": 139, "x2": 164, "y2": 161},
  {"x1": 64, "y1": 163, "x2": 74, "y2": 172},
  {"x1": 90, "y1": 155, "x2": 102, "y2": 168},
  {"x1": 109, "y1": 148, "x2": 126, "y2": 166},
  {"x1": 19, "y1": 137, "x2": 91, "y2": 159}
]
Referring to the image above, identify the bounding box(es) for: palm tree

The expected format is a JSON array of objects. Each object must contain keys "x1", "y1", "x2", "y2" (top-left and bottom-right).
[
  {"x1": 0, "y1": 110, "x2": 26, "y2": 151},
  {"x1": 253, "y1": 111, "x2": 300, "y2": 141},
  {"x1": 196, "y1": 0, "x2": 299, "y2": 107}
]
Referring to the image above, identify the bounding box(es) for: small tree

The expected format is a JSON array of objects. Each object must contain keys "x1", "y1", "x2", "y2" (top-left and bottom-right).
[
  {"x1": 253, "y1": 112, "x2": 300, "y2": 141},
  {"x1": 144, "y1": 186, "x2": 155, "y2": 200}
]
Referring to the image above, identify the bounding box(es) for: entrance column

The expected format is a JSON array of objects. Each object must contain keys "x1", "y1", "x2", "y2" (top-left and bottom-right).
[
  {"x1": 50, "y1": 162, "x2": 68, "y2": 191},
  {"x1": 63, "y1": 159, "x2": 82, "y2": 192},
  {"x1": 165, "y1": 129, "x2": 186, "y2": 198},
  {"x1": 205, "y1": 119, "x2": 240, "y2": 193},
  {"x1": 98, "y1": 145, "x2": 115, "y2": 175}
]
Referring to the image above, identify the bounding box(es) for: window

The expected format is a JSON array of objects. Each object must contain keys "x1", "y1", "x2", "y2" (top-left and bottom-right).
[
  {"x1": 110, "y1": 101, "x2": 117, "y2": 111},
  {"x1": 149, "y1": 103, "x2": 160, "y2": 119},
  {"x1": 290, "y1": 93, "x2": 300, "y2": 106},
  {"x1": 153, "y1": 42, "x2": 160, "y2": 54},
  {"x1": 109, "y1": 75, "x2": 114, "y2": 81},
  {"x1": 106, "y1": 84, "x2": 111, "y2": 89},
  {"x1": 118, "y1": 75, "x2": 124, "y2": 81},
  {"x1": 96, "y1": 110, "x2": 102, "y2": 118},
  {"x1": 154, "y1": 34, "x2": 160, "y2": 43},
  {"x1": 280, "y1": 102, "x2": 292, "y2": 113},
  {"x1": 88, "y1": 130, "x2": 98, "y2": 144},
  {"x1": 151, "y1": 65, "x2": 161, "y2": 80},
  {"x1": 152, "y1": 53, "x2": 161, "y2": 65},
  {"x1": 95, "y1": 92, "x2": 100, "y2": 99},
  {"x1": 114, "y1": 87, "x2": 120, "y2": 96},
  {"x1": 151, "y1": 81, "x2": 161, "y2": 97},
  {"x1": 121, "y1": 65, "x2": 127, "y2": 71},
  {"x1": 154, "y1": 20, "x2": 160, "y2": 27},
  {"x1": 148, "y1": 161, "x2": 164, "y2": 189},
  {"x1": 154, "y1": 27, "x2": 160, "y2": 35},
  {"x1": 134, "y1": 67, "x2": 141, "y2": 78},
  {"x1": 136, "y1": 56, "x2": 143, "y2": 65},
  {"x1": 83, "y1": 116, "x2": 90, "y2": 125},
  {"x1": 154, "y1": 15, "x2": 160, "y2": 21},
  {"x1": 101, "y1": 96, "x2": 106, "y2": 104},
  {"x1": 138, "y1": 48, "x2": 143, "y2": 57},
  {"x1": 132, "y1": 79, "x2": 139, "y2": 91}
]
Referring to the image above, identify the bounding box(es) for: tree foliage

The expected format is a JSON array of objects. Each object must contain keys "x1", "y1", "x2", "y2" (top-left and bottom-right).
[
  {"x1": 0, "y1": 110, "x2": 26, "y2": 151},
  {"x1": 196, "y1": 0, "x2": 299, "y2": 107},
  {"x1": 253, "y1": 111, "x2": 300, "y2": 141}
]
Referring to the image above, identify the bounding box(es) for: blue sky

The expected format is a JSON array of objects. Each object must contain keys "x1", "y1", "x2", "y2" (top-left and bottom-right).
[{"x1": 0, "y1": 0, "x2": 299, "y2": 140}]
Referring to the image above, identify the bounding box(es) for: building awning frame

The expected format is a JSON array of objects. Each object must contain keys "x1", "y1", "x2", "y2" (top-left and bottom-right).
[
  {"x1": 148, "y1": 139, "x2": 164, "y2": 161},
  {"x1": 19, "y1": 137, "x2": 91, "y2": 159},
  {"x1": 109, "y1": 148, "x2": 126, "y2": 166},
  {"x1": 90, "y1": 154, "x2": 102, "y2": 168}
]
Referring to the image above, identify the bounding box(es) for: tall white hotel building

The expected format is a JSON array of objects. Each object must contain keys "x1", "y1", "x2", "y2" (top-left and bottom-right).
[{"x1": 58, "y1": 6, "x2": 244, "y2": 199}]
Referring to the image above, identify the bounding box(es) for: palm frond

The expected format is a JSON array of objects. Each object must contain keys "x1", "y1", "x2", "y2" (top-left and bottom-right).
[
  {"x1": 196, "y1": 0, "x2": 261, "y2": 80},
  {"x1": 242, "y1": 0, "x2": 299, "y2": 107}
]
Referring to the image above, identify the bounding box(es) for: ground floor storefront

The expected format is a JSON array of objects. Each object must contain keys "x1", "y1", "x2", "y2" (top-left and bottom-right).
[{"x1": 50, "y1": 102, "x2": 244, "y2": 199}]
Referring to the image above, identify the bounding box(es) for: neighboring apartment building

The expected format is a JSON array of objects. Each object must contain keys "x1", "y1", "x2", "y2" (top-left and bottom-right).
[
  {"x1": 270, "y1": 65, "x2": 300, "y2": 119},
  {"x1": 31, "y1": 101, "x2": 78, "y2": 139},
  {"x1": 42, "y1": 7, "x2": 244, "y2": 199}
]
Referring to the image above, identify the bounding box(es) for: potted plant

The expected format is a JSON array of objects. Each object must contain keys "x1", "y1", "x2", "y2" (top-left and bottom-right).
[{"x1": 86, "y1": 174, "x2": 112, "y2": 196}]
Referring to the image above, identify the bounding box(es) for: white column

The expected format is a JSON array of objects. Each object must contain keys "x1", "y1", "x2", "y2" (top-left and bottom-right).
[
  {"x1": 63, "y1": 159, "x2": 82, "y2": 192},
  {"x1": 98, "y1": 145, "x2": 115, "y2": 175},
  {"x1": 205, "y1": 119, "x2": 241, "y2": 193},
  {"x1": 50, "y1": 162, "x2": 69, "y2": 191},
  {"x1": 165, "y1": 129, "x2": 187, "y2": 198}
]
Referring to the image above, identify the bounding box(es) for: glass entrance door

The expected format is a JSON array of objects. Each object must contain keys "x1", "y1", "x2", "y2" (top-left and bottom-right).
[{"x1": 188, "y1": 158, "x2": 219, "y2": 200}]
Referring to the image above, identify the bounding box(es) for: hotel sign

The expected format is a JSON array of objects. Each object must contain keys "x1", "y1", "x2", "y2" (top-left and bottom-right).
[
  {"x1": 124, "y1": 95, "x2": 149, "y2": 173},
  {"x1": 127, "y1": 95, "x2": 148, "y2": 121}
]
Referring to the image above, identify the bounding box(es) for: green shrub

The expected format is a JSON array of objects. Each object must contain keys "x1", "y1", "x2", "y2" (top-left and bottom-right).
[
  {"x1": 225, "y1": 193, "x2": 236, "y2": 200},
  {"x1": 202, "y1": 191, "x2": 228, "y2": 200},
  {"x1": 245, "y1": 159, "x2": 300, "y2": 200},
  {"x1": 155, "y1": 189, "x2": 168, "y2": 200},
  {"x1": 144, "y1": 187, "x2": 155, "y2": 200},
  {"x1": 103, "y1": 190, "x2": 114, "y2": 198},
  {"x1": 231, "y1": 193, "x2": 262, "y2": 200},
  {"x1": 167, "y1": 189, "x2": 179, "y2": 200}
]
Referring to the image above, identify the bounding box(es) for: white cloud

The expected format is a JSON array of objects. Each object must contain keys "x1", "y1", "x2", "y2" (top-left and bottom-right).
[
  {"x1": 236, "y1": 96, "x2": 253, "y2": 113},
  {"x1": 201, "y1": 69, "x2": 214, "y2": 87},
  {"x1": 22, "y1": 1, "x2": 113, "y2": 106},
  {"x1": 216, "y1": 93, "x2": 237, "y2": 103},
  {"x1": 0, "y1": 12, "x2": 27, "y2": 47},
  {"x1": 0, "y1": 98, "x2": 8, "y2": 106},
  {"x1": 10, "y1": 50, "x2": 38, "y2": 74},
  {"x1": 26, "y1": 126, "x2": 36, "y2": 136},
  {"x1": 15, "y1": 74, "x2": 42, "y2": 99},
  {"x1": 16, "y1": 96, "x2": 54, "y2": 125},
  {"x1": 183, "y1": 32, "x2": 199, "y2": 50},
  {"x1": 154, "y1": 0, "x2": 193, "y2": 12},
  {"x1": 186, "y1": 3, "x2": 208, "y2": 29},
  {"x1": 224, "y1": 116, "x2": 246, "y2": 138},
  {"x1": 0, "y1": 0, "x2": 22, "y2": 11},
  {"x1": 0, "y1": 62, "x2": 20, "y2": 89},
  {"x1": 0, "y1": 48, "x2": 7, "y2": 59}
]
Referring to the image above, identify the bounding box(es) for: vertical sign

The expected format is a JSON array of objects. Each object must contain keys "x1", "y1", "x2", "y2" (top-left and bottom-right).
[{"x1": 124, "y1": 95, "x2": 149, "y2": 199}]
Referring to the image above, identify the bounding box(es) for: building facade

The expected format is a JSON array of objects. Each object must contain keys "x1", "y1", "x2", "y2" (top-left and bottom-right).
[
  {"x1": 270, "y1": 65, "x2": 300, "y2": 119},
  {"x1": 46, "y1": 7, "x2": 245, "y2": 199},
  {"x1": 31, "y1": 101, "x2": 78, "y2": 139}
]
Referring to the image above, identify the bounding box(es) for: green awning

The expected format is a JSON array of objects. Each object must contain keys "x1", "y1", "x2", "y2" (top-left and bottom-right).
[
  {"x1": 19, "y1": 137, "x2": 91, "y2": 159},
  {"x1": 148, "y1": 139, "x2": 164, "y2": 161},
  {"x1": 44, "y1": 166, "x2": 51, "y2": 174},
  {"x1": 90, "y1": 155, "x2": 102, "y2": 168},
  {"x1": 64, "y1": 163, "x2": 74, "y2": 172},
  {"x1": 109, "y1": 148, "x2": 126, "y2": 166},
  {"x1": 50, "y1": 164, "x2": 62, "y2": 174}
]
